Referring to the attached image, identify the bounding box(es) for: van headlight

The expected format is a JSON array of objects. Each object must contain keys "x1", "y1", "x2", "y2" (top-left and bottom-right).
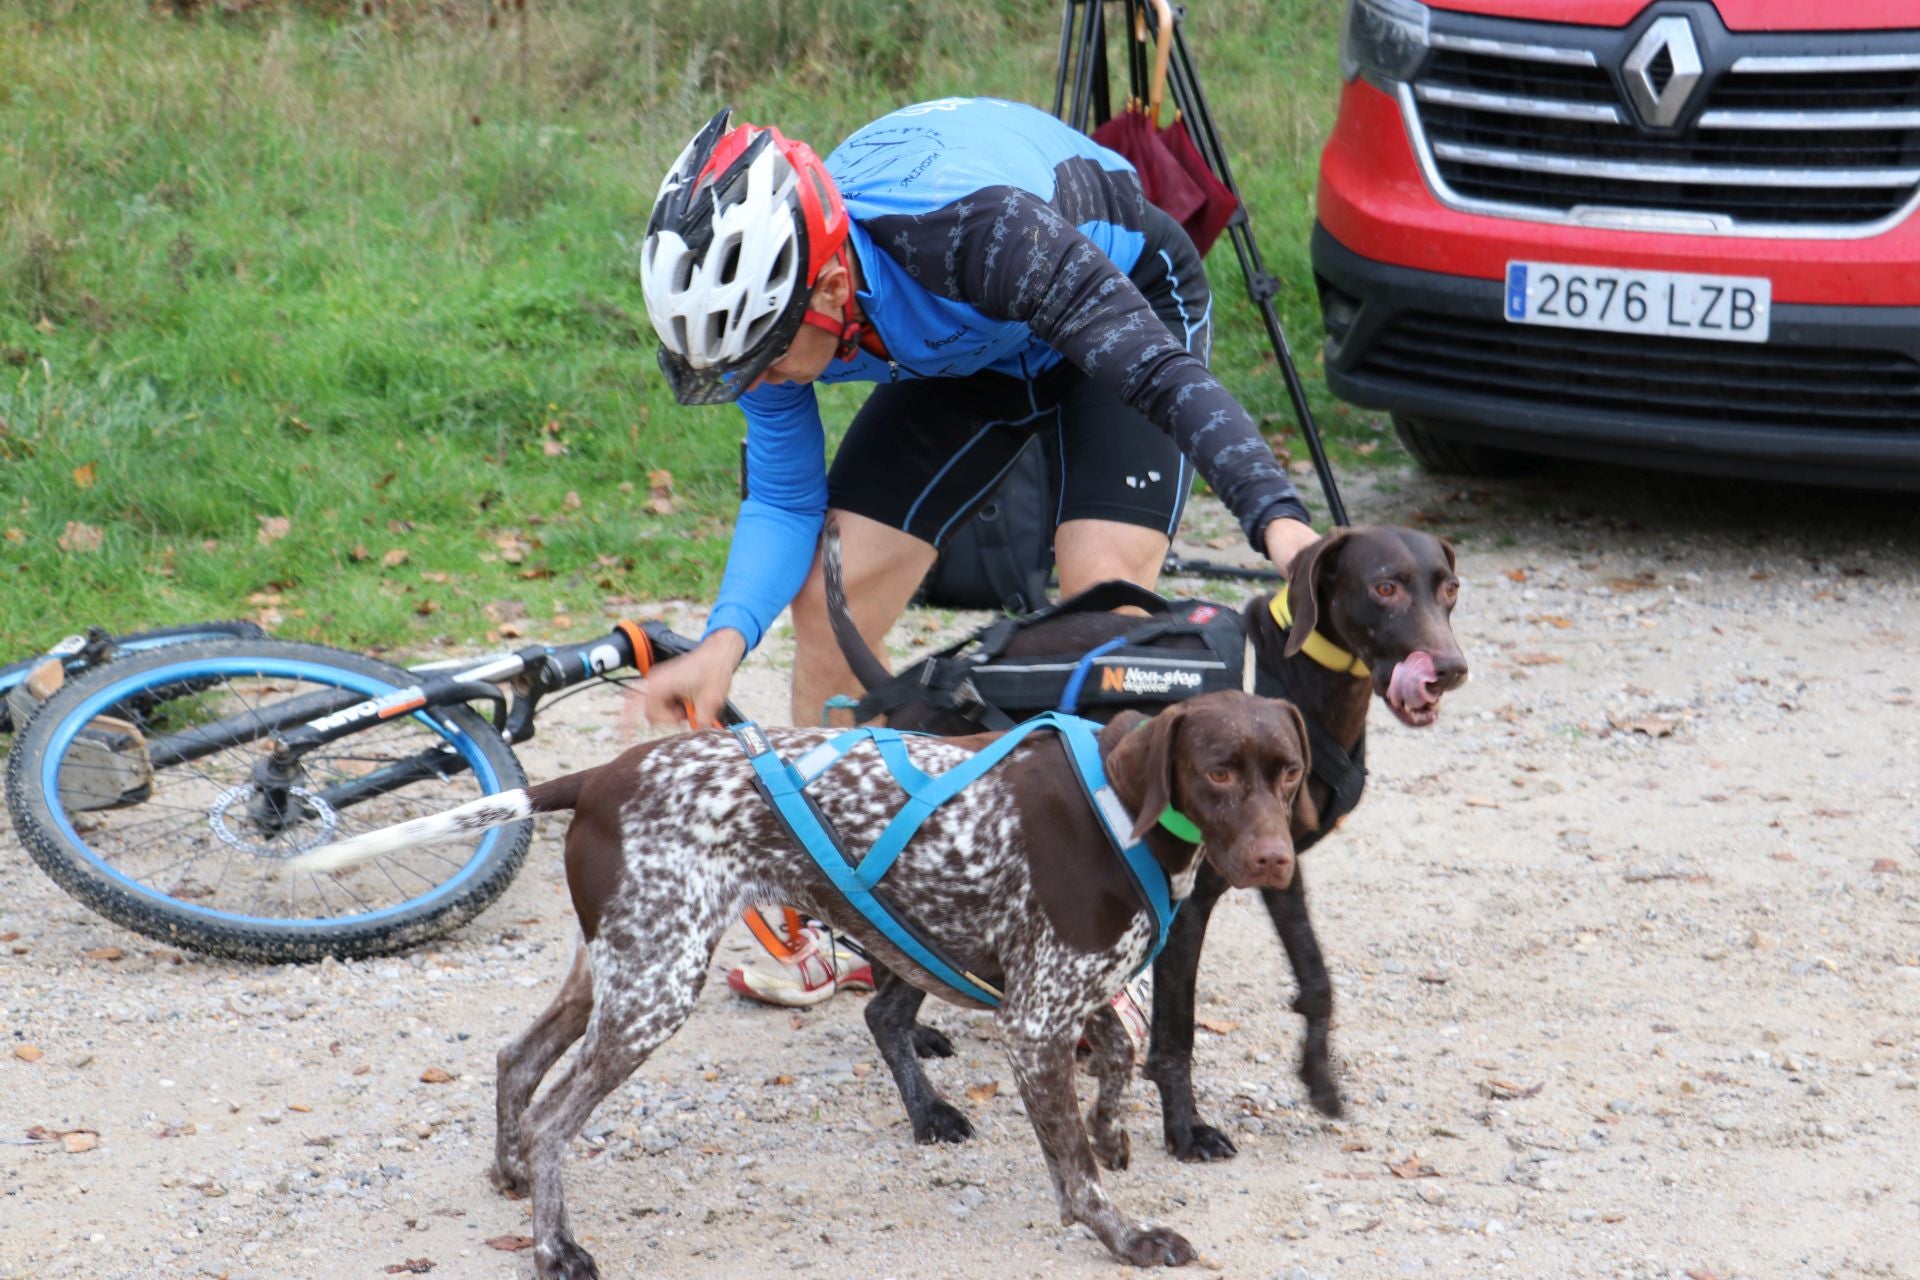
[{"x1": 1339, "y1": 0, "x2": 1431, "y2": 87}]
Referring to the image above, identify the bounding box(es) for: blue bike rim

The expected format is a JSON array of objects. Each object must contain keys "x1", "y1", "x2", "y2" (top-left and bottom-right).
[{"x1": 41, "y1": 656, "x2": 506, "y2": 932}]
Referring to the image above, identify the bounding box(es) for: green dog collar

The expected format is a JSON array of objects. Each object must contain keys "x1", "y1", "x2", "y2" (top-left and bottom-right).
[{"x1": 1157, "y1": 807, "x2": 1202, "y2": 843}]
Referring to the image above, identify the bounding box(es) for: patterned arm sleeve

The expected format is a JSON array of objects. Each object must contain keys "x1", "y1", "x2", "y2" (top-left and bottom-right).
[
  {"x1": 703, "y1": 382, "x2": 828, "y2": 653},
  {"x1": 951, "y1": 185, "x2": 1308, "y2": 547}
]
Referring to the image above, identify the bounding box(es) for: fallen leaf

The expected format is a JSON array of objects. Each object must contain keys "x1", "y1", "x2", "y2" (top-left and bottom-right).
[
  {"x1": 418, "y1": 1067, "x2": 455, "y2": 1084},
  {"x1": 1196, "y1": 1017, "x2": 1239, "y2": 1035},
  {"x1": 1204, "y1": 533, "x2": 1238, "y2": 550},
  {"x1": 1513, "y1": 652, "x2": 1563, "y2": 667},
  {"x1": 1685, "y1": 1269, "x2": 1722, "y2": 1280},
  {"x1": 1463, "y1": 796, "x2": 1504, "y2": 810},
  {"x1": 494, "y1": 533, "x2": 530, "y2": 564},
  {"x1": 1340, "y1": 1140, "x2": 1372, "y2": 1153},
  {"x1": 420, "y1": 570, "x2": 451, "y2": 585},
  {"x1": 373, "y1": 471, "x2": 397, "y2": 491},
  {"x1": 1505, "y1": 568, "x2": 1527, "y2": 583},
  {"x1": 382, "y1": 548, "x2": 409, "y2": 568},
  {"x1": 256, "y1": 515, "x2": 292, "y2": 545},
  {"x1": 0, "y1": 932, "x2": 15, "y2": 942},
  {"x1": 3, "y1": 528, "x2": 23, "y2": 544},
  {"x1": 562, "y1": 490, "x2": 582, "y2": 511},
  {"x1": 646, "y1": 469, "x2": 677, "y2": 516},
  {"x1": 485, "y1": 1236, "x2": 534, "y2": 1252},
  {"x1": 1771, "y1": 851, "x2": 1797, "y2": 863},
  {"x1": 287, "y1": 1103, "x2": 312, "y2": 1114},
  {"x1": 62, "y1": 1131, "x2": 98, "y2": 1154},
  {"x1": 769, "y1": 1073, "x2": 795, "y2": 1087},
  {"x1": 85, "y1": 947, "x2": 124, "y2": 961},
  {"x1": 1607, "y1": 710, "x2": 1679, "y2": 738},
  {"x1": 158, "y1": 1122, "x2": 196, "y2": 1138},
  {"x1": 71, "y1": 462, "x2": 97, "y2": 489},
  {"x1": 14, "y1": 1045, "x2": 43, "y2": 1063},
  {"x1": 965, "y1": 1081, "x2": 1000, "y2": 1103},
  {"x1": 1528, "y1": 614, "x2": 1573, "y2": 629},
  {"x1": 1388, "y1": 1155, "x2": 1439, "y2": 1179},
  {"x1": 383, "y1": 1260, "x2": 435, "y2": 1275},
  {"x1": 58, "y1": 521, "x2": 104, "y2": 554},
  {"x1": 1608, "y1": 574, "x2": 1659, "y2": 593},
  {"x1": 1418, "y1": 972, "x2": 1450, "y2": 985},
  {"x1": 1871, "y1": 858, "x2": 1900, "y2": 875},
  {"x1": 1484, "y1": 1078, "x2": 1544, "y2": 1100},
  {"x1": 1811, "y1": 808, "x2": 1851, "y2": 820}
]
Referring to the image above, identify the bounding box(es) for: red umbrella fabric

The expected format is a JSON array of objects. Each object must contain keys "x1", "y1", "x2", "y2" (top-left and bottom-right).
[
  {"x1": 1093, "y1": 107, "x2": 1205, "y2": 229},
  {"x1": 1160, "y1": 113, "x2": 1239, "y2": 257}
]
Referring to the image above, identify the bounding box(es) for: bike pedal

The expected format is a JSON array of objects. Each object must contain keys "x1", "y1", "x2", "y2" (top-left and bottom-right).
[{"x1": 57, "y1": 715, "x2": 155, "y2": 812}]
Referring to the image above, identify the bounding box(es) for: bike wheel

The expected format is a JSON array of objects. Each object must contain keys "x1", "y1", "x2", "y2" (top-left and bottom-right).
[{"x1": 5, "y1": 639, "x2": 532, "y2": 962}]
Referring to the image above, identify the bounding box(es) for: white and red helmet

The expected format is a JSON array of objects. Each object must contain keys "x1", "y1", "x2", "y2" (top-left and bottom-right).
[{"x1": 641, "y1": 108, "x2": 850, "y2": 404}]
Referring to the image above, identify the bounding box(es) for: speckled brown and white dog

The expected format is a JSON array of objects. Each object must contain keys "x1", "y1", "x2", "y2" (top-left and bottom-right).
[{"x1": 289, "y1": 691, "x2": 1313, "y2": 1276}]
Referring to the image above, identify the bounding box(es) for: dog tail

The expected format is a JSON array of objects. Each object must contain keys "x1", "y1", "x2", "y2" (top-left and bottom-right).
[
  {"x1": 823, "y1": 513, "x2": 895, "y2": 695},
  {"x1": 285, "y1": 771, "x2": 587, "y2": 876}
]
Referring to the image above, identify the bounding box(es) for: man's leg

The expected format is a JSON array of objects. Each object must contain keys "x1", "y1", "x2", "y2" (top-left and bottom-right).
[
  {"x1": 789, "y1": 510, "x2": 937, "y2": 726},
  {"x1": 1054, "y1": 519, "x2": 1169, "y2": 598}
]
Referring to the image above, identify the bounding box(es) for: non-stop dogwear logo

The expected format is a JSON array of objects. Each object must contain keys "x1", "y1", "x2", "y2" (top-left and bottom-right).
[{"x1": 1099, "y1": 666, "x2": 1204, "y2": 696}]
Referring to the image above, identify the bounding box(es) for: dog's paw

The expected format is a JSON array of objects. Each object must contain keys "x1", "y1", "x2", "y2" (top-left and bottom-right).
[
  {"x1": 537, "y1": 1233, "x2": 603, "y2": 1280},
  {"x1": 1301, "y1": 1063, "x2": 1344, "y2": 1118},
  {"x1": 913, "y1": 1099, "x2": 975, "y2": 1145},
  {"x1": 910, "y1": 1024, "x2": 956, "y2": 1059},
  {"x1": 1091, "y1": 1124, "x2": 1132, "y2": 1172},
  {"x1": 1115, "y1": 1226, "x2": 1196, "y2": 1268},
  {"x1": 489, "y1": 1161, "x2": 531, "y2": 1200},
  {"x1": 1166, "y1": 1122, "x2": 1237, "y2": 1163}
]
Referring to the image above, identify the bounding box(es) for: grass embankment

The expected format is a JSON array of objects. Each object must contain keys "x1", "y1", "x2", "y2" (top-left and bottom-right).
[{"x1": 0, "y1": 0, "x2": 1366, "y2": 656}]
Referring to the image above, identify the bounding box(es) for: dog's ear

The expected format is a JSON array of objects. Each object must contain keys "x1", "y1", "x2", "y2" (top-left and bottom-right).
[
  {"x1": 1104, "y1": 707, "x2": 1186, "y2": 843},
  {"x1": 1284, "y1": 529, "x2": 1352, "y2": 657},
  {"x1": 1279, "y1": 701, "x2": 1320, "y2": 831},
  {"x1": 1436, "y1": 534, "x2": 1457, "y2": 575}
]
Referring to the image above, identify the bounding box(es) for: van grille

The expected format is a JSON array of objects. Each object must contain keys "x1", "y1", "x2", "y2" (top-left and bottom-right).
[{"x1": 1408, "y1": 29, "x2": 1920, "y2": 232}]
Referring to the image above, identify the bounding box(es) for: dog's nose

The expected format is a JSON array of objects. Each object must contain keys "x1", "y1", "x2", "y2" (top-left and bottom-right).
[
  {"x1": 1248, "y1": 842, "x2": 1296, "y2": 889},
  {"x1": 1428, "y1": 650, "x2": 1469, "y2": 694}
]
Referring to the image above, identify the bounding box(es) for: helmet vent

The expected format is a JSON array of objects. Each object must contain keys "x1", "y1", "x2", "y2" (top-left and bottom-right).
[{"x1": 717, "y1": 235, "x2": 743, "y2": 287}]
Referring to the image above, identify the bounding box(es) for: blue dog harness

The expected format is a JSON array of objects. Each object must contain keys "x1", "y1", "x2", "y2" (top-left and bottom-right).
[{"x1": 730, "y1": 712, "x2": 1181, "y2": 1008}]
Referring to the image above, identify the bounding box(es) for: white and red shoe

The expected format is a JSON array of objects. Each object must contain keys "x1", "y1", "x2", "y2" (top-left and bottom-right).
[{"x1": 726, "y1": 923, "x2": 875, "y2": 1008}]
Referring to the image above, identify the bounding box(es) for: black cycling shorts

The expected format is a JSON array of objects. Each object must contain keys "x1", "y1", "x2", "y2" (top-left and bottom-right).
[{"x1": 827, "y1": 204, "x2": 1212, "y2": 549}]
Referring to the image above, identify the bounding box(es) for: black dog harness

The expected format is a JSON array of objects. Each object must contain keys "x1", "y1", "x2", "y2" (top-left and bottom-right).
[{"x1": 853, "y1": 581, "x2": 1369, "y2": 836}]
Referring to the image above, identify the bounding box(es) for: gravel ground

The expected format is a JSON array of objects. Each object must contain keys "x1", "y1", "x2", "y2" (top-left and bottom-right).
[{"x1": 4, "y1": 459, "x2": 1920, "y2": 1280}]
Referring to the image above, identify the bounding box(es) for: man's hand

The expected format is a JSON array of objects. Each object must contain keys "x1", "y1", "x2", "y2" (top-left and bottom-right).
[
  {"x1": 639, "y1": 630, "x2": 747, "y2": 730},
  {"x1": 1263, "y1": 516, "x2": 1320, "y2": 580}
]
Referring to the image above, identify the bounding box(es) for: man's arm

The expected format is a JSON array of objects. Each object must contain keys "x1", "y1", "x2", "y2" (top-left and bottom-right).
[
  {"x1": 883, "y1": 184, "x2": 1312, "y2": 554},
  {"x1": 641, "y1": 382, "x2": 826, "y2": 727}
]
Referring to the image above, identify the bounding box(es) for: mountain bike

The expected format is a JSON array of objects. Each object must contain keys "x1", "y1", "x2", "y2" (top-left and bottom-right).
[
  {"x1": 3, "y1": 621, "x2": 747, "y2": 963},
  {"x1": 0, "y1": 621, "x2": 268, "y2": 733}
]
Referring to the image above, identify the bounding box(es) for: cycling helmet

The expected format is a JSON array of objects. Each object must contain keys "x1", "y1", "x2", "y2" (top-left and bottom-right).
[{"x1": 641, "y1": 108, "x2": 851, "y2": 405}]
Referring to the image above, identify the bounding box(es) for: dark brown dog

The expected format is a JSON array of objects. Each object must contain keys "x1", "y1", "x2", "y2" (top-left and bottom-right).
[
  {"x1": 291, "y1": 692, "x2": 1314, "y2": 1274},
  {"x1": 831, "y1": 524, "x2": 1467, "y2": 1158}
]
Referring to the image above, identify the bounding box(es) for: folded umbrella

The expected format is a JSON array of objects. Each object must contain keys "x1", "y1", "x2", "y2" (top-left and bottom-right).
[
  {"x1": 1093, "y1": 104, "x2": 1205, "y2": 227},
  {"x1": 1160, "y1": 111, "x2": 1238, "y2": 257}
]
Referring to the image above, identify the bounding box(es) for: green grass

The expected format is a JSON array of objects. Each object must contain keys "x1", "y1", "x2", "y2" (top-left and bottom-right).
[{"x1": 0, "y1": 0, "x2": 1375, "y2": 655}]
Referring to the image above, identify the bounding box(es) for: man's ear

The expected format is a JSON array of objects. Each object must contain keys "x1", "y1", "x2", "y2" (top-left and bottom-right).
[
  {"x1": 1283, "y1": 529, "x2": 1352, "y2": 657},
  {"x1": 812, "y1": 258, "x2": 851, "y2": 313},
  {"x1": 1104, "y1": 707, "x2": 1185, "y2": 842}
]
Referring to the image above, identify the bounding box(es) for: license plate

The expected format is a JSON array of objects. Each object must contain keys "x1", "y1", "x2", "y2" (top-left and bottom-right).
[{"x1": 1504, "y1": 261, "x2": 1771, "y2": 343}]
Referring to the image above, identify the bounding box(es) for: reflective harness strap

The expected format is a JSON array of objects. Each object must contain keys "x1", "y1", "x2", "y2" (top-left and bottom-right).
[{"x1": 729, "y1": 713, "x2": 1179, "y2": 1005}]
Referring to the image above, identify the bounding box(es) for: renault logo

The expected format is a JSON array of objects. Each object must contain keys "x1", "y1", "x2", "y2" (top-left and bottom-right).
[{"x1": 1623, "y1": 16, "x2": 1703, "y2": 128}]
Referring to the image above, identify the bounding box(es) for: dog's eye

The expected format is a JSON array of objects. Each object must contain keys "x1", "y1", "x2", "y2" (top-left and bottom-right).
[
  {"x1": 1206, "y1": 767, "x2": 1235, "y2": 786},
  {"x1": 1440, "y1": 579, "x2": 1460, "y2": 604},
  {"x1": 1372, "y1": 581, "x2": 1401, "y2": 601},
  {"x1": 1283, "y1": 765, "x2": 1303, "y2": 786}
]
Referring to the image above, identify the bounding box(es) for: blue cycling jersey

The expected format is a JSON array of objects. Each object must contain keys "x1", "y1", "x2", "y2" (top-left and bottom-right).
[{"x1": 703, "y1": 98, "x2": 1306, "y2": 652}]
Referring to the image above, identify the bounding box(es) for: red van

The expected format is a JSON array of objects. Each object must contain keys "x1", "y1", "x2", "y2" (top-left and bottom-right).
[{"x1": 1313, "y1": 0, "x2": 1920, "y2": 486}]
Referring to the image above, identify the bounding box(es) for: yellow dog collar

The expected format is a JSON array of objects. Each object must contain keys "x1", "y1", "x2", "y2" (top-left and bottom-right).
[{"x1": 1269, "y1": 590, "x2": 1370, "y2": 678}]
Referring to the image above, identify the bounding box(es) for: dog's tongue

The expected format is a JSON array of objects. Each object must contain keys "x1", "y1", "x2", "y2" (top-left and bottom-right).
[{"x1": 1388, "y1": 651, "x2": 1439, "y2": 712}]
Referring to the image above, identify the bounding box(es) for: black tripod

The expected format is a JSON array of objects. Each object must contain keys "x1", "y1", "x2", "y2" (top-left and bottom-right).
[{"x1": 1052, "y1": 0, "x2": 1349, "y2": 531}]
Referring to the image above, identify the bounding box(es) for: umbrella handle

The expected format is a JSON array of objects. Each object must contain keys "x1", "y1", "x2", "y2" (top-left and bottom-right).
[{"x1": 1132, "y1": 0, "x2": 1174, "y2": 127}]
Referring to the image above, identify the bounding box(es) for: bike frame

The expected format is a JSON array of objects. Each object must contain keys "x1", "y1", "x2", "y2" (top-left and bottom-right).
[{"x1": 122, "y1": 621, "x2": 739, "y2": 828}]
